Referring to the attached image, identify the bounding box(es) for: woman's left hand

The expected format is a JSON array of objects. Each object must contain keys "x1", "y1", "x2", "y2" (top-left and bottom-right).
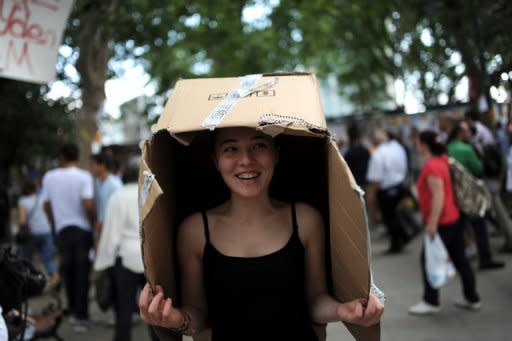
[
  {"x1": 425, "y1": 221, "x2": 437, "y2": 236},
  {"x1": 336, "y1": 293, "x2": 384, "y2": 327}
]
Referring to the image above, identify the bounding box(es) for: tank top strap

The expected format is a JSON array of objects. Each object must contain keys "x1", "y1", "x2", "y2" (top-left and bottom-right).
[
  {"x1": 291, "y1": 202, "x2": 299, "y2": 234},
  {"x1": 201, "y1": 211, "x2": 210, "y2": 243}
]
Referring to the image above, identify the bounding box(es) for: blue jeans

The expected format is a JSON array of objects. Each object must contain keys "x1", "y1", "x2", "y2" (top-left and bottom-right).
[{"x1": 20, "y1": 232, "x2": 57, "y2": 275}]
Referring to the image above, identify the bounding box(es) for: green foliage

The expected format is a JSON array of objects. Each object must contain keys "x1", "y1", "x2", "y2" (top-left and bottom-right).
[
  {"x1": 0, "y1": 79, "x2": 75, "y2": 170},
  {"x1": 4, "y1": 0, "x2": 511, "y2": 170}
]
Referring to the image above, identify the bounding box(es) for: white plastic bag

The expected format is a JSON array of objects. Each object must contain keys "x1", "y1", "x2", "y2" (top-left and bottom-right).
[{"x1": 424, "y1": 233, "x2": 456, "y2": 289}]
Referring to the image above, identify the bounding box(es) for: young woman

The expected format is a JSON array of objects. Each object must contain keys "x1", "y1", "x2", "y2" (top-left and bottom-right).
[
  {"x1": 139, "y1": 127, "x2": 383, "y2": 340},
  {"x1": 409, "y1": 130, "x2": 480, "y2": 315},
  {"x1": 17, "y1": 179, "x2": 59, "y2": 285}
]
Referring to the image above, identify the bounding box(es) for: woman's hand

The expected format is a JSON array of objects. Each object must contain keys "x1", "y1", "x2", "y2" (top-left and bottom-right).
[
  {"x1": 425, "y1": 220, "x2": 438, "y2": 236},
  {"x1": 139, "y1": 283, "x2": 184, "y2": 329},
  {"x1": 336, "y1": 293, "x2": 384, "y2": 327}
]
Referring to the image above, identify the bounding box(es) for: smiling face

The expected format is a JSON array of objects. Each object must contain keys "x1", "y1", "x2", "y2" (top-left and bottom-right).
[{"x1": 213, "y1": 127, "x2": 278, "y2": 199}]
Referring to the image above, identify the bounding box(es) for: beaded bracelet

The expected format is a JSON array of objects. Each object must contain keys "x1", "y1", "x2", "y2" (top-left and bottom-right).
[{"x1": 169, "y1": 309, "x2": 192, "y2": 334}]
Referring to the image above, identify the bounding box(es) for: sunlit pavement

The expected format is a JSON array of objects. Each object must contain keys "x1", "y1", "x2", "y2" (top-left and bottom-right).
[{"x1": 38, "y1": 226, "x2": 512, "y2": 341}]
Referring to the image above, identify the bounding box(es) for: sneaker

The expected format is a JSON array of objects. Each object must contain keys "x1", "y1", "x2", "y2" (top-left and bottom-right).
[
  {"x1": 68, "y1": 316, "x2": 78, "y2": 325},
  {"x1": 479, "y1": 260, "x2": 505, "y2": 271},
  {"x1": 454, "y1": 298, "x2": 481, "y2": 311},
  {"x1": 72, "y1": 320, "x2": 90, "y2": 333},
  {"x1": 69, "y1": 317, "x2": 91, "y2": 333},
  {"x1": 408, "y1": 301, "x2": 440, "y2": 315}
]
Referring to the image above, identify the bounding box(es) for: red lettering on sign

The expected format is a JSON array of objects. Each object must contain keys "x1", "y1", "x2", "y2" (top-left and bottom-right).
[
  {"x1": 0, "y1": 0, "x2": 59, "y2": 46},
  {"x1": 5, "y1": 39, "x2": 34, "y2": 74}
]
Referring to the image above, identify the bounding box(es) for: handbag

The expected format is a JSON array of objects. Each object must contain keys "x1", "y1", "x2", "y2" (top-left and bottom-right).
[
  {"x1": 424, "y1": 233, "x2": 456, "y2": 289},
  {"x1": 15, "y1": 224, "x2": 33, "y2": 244},
  {"x1": 0, "y1": 247, "x2": 47, "y2": 310},
  {"x1": 0, "y1": 246, "x2": 47, "y2": 341},
  {"x1": 94, "y1": 269, "x2": 114, "y2": 311}
]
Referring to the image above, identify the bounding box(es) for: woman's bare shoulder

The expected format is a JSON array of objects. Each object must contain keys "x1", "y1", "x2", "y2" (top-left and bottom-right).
[
  {"x1": 294, "y1": 202, "x2": 324, "y2": 242},
  {"x1": 295, "y1": 202, "x2": 323, "y2": 224},
  {"x1": 178, "y1": 212, "x2": 206, "y2": 252}
]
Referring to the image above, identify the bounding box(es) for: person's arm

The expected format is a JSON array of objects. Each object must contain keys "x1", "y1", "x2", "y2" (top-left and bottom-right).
[
  {"x1": 425, "y1": 175, "x2": 444, "y2": 235},
  {"x1": 297, "y1": 203, "x2": 384, "y2": 327},
  {"x1": 43, "y1": 201, "x2": 56, "y2": 236},
  {"x1": 82, "y1": 173, "x2": 96, "y2": 228},
  {"x1": 139, "y1": 213, "x2": 208, "y2": 335},
  {"x1": 82, "y1": 198, "x2": 95, "y2": 227},
  {"x1": 17, "y1": 205, "x2": 27, "y2": 227}
]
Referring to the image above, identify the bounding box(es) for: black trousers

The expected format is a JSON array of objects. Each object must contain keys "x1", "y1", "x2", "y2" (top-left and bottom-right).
[
  {"x1": 111, "y1": 258, "x2": 145, "y2": 341},
  {"x1": 56, "y1": 226, "x2": 93, "y2": 319},
  {"x1": 466, "y1": 215, "x2": 493, "y2": 266},
  {"x1": 377, "y1": 185, "x2": 409, "y2": 251},
  {"x1": 422, "y1": 220, "x2": 480, "y2": 306}
]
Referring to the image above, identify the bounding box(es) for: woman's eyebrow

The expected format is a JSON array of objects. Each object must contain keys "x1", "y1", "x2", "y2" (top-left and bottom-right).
[{"x1": 218, "y1": 138, "x2": 237, "y2": 145}]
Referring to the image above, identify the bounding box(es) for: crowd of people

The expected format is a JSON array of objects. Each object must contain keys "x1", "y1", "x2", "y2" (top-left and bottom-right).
[
  {"x1": 0, "y1": 144, "x2": 155, "y2": 341},
  {"x1": 1, "y1": 106, "x2": 510, "y2": 339},
  {"x1": 341, "y1": 108, "x2": 511, "y2": 316}
]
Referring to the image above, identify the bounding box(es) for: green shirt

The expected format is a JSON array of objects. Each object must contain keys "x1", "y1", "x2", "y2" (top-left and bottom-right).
[{"x1": 447, "y1": 140, "x2": 483, "y2": 176}]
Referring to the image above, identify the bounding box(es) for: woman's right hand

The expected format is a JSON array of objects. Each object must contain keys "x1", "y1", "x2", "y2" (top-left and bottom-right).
[{"x1": 139, "y1": 283, "x2": 184, "y2": 329}]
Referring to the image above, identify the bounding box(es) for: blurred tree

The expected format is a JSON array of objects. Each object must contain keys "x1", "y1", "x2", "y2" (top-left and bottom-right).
[
  {"x1": 6, "y1": 0, "x2": 510, "y2": 171},
  {"x1": 0, "y1": 79, "x2": 75, "y2": 178}
]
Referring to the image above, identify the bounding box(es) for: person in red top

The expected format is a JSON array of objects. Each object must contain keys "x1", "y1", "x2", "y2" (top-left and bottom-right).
[{"x1": 409, "y1": 130, "x2": 480, "y2": 315}]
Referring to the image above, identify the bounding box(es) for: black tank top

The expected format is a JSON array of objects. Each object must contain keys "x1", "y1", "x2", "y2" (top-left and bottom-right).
[{"x1": 202, "y1": 203, "x2": 318, "y2": 341}]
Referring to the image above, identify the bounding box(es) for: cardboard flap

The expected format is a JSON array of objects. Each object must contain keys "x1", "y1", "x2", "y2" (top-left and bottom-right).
[
  {"x1": 138, "y1": 153, "x2": 163, "y2": 225},
  {"x1": 327, "y1": 139, "x2": 381, "y2": 340},
  {"x1": 139, "y1": 137, "x2": 182, "y2": 341},
  {"x1": 328, "y1": 139, "x2": 368, "y2": 299}
]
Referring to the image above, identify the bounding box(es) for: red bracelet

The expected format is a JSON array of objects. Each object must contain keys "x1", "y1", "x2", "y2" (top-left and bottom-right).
[{"x1": 169, "y1": 309, "x2": 191, "y2": 334}]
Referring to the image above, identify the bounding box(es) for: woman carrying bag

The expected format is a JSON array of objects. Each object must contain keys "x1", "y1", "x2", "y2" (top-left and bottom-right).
[
  {"x1": 409, "y1": 130, "x2": 480, "y2": 315},
  {"x1": 17, "y1": 179, "x2": 59, "y2": 287}
]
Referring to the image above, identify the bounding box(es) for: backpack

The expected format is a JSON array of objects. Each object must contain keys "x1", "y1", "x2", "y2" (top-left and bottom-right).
[
  {"x1": 481, "y1": 143, "x2": 503, "y2": 178},
  {"x1": 448, "y1": 157, "x2": 491, "y2": 217}
]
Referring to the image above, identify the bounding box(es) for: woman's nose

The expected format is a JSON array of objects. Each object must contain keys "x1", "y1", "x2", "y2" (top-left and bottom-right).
[{"x1": 238, "y1": 149, "x2": 253, "y2": 164}]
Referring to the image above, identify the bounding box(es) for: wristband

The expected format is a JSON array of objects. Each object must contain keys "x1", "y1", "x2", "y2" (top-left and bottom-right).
[{"x1": 169, "y1": 309, "x2": 191, "y2": 334}]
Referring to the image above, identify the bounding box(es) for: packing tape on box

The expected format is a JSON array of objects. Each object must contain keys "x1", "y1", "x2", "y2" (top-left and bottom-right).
[
  {"x1": 139, "y1": 170, "x2": 156, "y2": 219},
  {"x1": 202, "y1": 74, "x2": 278, "y2": 130}
]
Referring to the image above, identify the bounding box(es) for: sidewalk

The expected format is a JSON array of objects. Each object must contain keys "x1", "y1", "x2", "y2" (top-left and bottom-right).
[{"x1": 34, "y1": 227, "x2": 512, "y2": 341}]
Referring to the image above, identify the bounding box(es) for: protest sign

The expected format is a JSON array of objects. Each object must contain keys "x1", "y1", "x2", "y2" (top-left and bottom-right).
[{"x1": 0, "y1": 0, "x2": 73, "y2": 84}]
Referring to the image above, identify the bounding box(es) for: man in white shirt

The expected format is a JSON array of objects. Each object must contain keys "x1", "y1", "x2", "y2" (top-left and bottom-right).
[
  {"x1": 366, "y1": 129, "x2": 410, "y2": 253},
  {"x1": 41, "y1": 143, "x2": 95, "y2": 332}
]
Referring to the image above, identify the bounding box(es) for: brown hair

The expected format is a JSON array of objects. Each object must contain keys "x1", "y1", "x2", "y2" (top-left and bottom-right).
[
  {"x1": 419, "y1": 130, "x2": 446, "y2": 156},
  {"x1": 21, "y1": 180, "x2": 37, "y2": 196}
]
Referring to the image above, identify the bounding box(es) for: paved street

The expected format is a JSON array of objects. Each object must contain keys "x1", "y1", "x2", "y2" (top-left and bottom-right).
[{"x1": 30, "y1": 227, "x2": 512, "y2": 341}]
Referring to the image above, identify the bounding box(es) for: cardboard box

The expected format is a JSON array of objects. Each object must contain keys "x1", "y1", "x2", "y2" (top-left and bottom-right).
[{"x1": 139, "y1": 73, "x2": 382, "y2": 341}]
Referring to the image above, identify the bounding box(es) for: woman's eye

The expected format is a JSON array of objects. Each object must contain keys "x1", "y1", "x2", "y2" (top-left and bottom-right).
[
  {"x1": 253, "y1": 143, "x2": 268, "y2": 150},
  {"x1": 223, "y1": 146, "x2": 237, "y2": 153}
]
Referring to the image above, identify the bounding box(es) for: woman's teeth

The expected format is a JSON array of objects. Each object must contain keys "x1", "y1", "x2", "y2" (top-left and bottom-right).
[{"x1": 237, "y1": 173, "x2": 259, "y2": 180}]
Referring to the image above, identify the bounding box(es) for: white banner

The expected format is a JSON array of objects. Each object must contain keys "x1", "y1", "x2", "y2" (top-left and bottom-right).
[{"x1": 0, "y1": 0, "x2": 73, "y2": 84}]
